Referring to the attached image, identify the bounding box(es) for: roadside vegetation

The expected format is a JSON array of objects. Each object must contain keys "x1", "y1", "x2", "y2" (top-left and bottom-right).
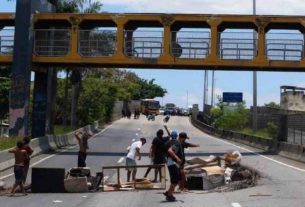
[
  {"x1": 0, "y1": 136, "x2": 20, "y2": 151},
  {"x1": 210, "y1": 97, "x2": 279, "y2": 140}
]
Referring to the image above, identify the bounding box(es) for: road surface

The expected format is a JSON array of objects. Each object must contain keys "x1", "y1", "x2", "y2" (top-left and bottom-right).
[{"x1": 1, "y1": 116, "x2": 305, "y2": 207}]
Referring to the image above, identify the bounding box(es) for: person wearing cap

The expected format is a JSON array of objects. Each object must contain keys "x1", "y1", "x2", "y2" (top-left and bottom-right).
[
  {"x1": 75, "y1": 131, "x2": 93, "y2": 167},
  {"x1": 126, "y1": 137, "x2": 147, "y2": 182},
  {"x1": 177, "y1": 132, "x2": 200, "y2": 192},
  {"x1": 162, "y1": 130, "x2": 183, "y2": 201},
  {"x1": 144, "y1": 129, "x2": 169, "y2": 182}
]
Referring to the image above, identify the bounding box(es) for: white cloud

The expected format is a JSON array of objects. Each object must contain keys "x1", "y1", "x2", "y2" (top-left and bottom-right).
[{"x1": 101, "y1": 0, "x2": 305, "y2": 15}]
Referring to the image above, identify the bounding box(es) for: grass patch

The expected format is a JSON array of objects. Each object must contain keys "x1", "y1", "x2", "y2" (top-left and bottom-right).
[
  {"x1": 238, "y1": 128, "x2": 272, "y2": 140},
  {"x1": 0, "y1": 136, "x2": 22, "y2": 151},
  {"x1": 54, "y1": 125, "x2": 73, "y2": 135}
]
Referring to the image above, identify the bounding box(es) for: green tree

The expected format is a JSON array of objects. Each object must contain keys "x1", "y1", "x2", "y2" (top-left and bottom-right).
[
  {"x1": 210, "y1": 96, "x2": 249, "y2": 130},
  {"x1": 0, "y1": 67, "x2": 10, "y2": 122},
  {"x1": 264, "y1": 102, "x2": 280, "y2": 108},
  {"x1": 47, "y1": 0, "x2": 103, "y2": 129}
]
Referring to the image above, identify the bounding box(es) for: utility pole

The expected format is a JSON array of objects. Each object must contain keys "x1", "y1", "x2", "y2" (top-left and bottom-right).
[
  {"x1": 211, "y1": 70, "x2": 215, "y2": 106},
  {"x1": 203, "y1": 70, "x2": 208, "y2": 112},
  {"x1": 186, "y1": 90, "x2": 189, "y2": 109},
  {"x1": 252, "y1": 0, "x2": 258, "y2": 131}
]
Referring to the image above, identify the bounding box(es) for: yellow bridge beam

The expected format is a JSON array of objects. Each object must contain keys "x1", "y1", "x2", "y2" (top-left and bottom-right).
[{"x1": 0, "y1": 13, "x2": 305, "y2": 71}]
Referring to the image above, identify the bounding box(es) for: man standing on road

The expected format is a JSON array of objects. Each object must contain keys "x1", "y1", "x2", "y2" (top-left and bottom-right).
[
  {"x1": 22, "y1": 136, "x2": 33, "y2": 184},
  {"x1": 163, "y1": 131, "x2": 183, "y2": 201},
  {"x1": 126, "y1": 137, "x2": 147, "y2": 182},
  {"x1": 75, "y1": 131, "x2": 93, "y2": 167},
  {"x1": 177, "y1": 132, "x2": 200, "y2": 191},
  {"x1": 8, "y1": 141, "x2": 29, "y2": 196},
  {"x1": 144, "y1": 129, "x2": 169, "y2": 182}
]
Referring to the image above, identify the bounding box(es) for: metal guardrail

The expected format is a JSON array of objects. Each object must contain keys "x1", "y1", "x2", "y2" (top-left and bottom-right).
[
  {"x1": 0, "y1": 29, "x2": 14, "y2": 55},
  {"x1": 34, "y1": 29, "x2": 71, "y2": 56},
  {"x1": 266, "y1": 39, "x2": 303, "y2": 61},
  {"x1": 287, "y1": 128, "x2": 305, "y2": 145},
  {"x1": 124, "y1": 30, "x2": 163, "y2": 58},
  {"x1": 219, "y1": 38, "x2": 257, "y2": 60},
  {"x1": 79, "y1": 30, "x2": 117, "y2": 57},
  {"x1": 171, "y1": 31, "x2": 210, "y2": 59}
]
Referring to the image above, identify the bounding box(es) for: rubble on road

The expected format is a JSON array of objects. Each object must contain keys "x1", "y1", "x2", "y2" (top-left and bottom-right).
[{"x1": 185, "y1": 151, "x2": 259, "y2": 192}]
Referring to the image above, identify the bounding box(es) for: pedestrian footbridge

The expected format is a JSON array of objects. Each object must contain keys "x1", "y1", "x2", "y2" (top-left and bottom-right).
[{"x1": 1, "y1": 13, "x2": 305, "y2": 71}]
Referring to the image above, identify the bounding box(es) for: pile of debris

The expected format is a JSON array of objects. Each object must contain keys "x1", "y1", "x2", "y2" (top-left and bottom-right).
[
  {"x1": 64, "y1": 167, "x2": 103, "y2": 193},
  {"x1": 185, "y1": 151, "x2": 259, "y2": 192}
]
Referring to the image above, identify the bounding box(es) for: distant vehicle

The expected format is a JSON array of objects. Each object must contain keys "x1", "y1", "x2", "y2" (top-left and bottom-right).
[
  {"x1": 159, "y1": 108, "x2": 165, "y2": 115},
  {"x1": 165, "y1": 103, "x2": 176, "y2": 108},
  {"x1": 164, "y1": 103, "x2": 177, "y2": 115},
  {"x1": 140, "y1": 99, "x2": 160, "y2": 115},
  {"x1": 181, "y1": 108, "x2": 190, "y2": 116},
  {"x1": 164, "y1": 107, "x2": 176, "y2": 115}
]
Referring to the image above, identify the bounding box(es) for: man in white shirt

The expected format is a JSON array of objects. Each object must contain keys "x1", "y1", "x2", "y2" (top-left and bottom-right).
[{"x1": 126, "y1": 137, "x2": 146, "y2": 182}]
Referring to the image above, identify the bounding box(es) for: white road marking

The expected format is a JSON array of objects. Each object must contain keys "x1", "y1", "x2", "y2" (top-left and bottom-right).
[
  {"x1": 132, "y1": 138, "x2": 135, "y2": 142},
  {"x1": 135, "y1": 133, "x2": 139, "y2": 137},
  {"x1": 137, "y1": 128, "x2": 141, "y2": 131},
  {"x1": 214, "y1": 135, "x2": 305, "y2": 173},
  {"x1": 0, "y1": 124, "x2": 112, "y2": 180},
  {"x1": 231, "y1": 203, "x2": 242, "y2": 207},
  {"x1": 117, "y1": 157, "x2": 125, "y2": 164}
]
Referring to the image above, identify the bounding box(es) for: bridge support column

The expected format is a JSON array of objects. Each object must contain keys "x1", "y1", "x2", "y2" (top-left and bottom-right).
[
  {"x1": 31, "y1": 72, "x2": 48, "y2": 138},
  {"x1": 206, "y1": 19, "x2": 221, "y2": 62},
  {"x1": 9, "y1": 0, "x2": 34, "y2": 137},
  {"x1": 9, "y1": 0, "x2": 54, "y2": 137},
  {"x1": 113, "y1": 19, "x2": 128, "y2": 59}
]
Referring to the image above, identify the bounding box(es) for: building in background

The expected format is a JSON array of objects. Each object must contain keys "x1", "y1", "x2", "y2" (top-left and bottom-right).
[{"x1": 280, "y1": 86, "x2": 305, "y2": 111}]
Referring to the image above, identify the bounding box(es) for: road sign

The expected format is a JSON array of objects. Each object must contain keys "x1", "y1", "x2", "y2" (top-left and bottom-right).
[{"x1": 223, "y1": 92, "x2": 243, "y2": 103}]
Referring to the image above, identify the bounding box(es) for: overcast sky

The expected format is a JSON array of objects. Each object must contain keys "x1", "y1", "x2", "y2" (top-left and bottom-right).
[{"x1": 1, "y1": 0, "x2": 305, "y2": 109}]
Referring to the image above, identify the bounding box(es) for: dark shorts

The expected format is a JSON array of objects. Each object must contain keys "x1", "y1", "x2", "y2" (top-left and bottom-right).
[
  {"x1": 167, "y1": 165, "x2": 180, "y2": 185},
  {"x1": 14, "y1": 165, "x2": 24, "y2": 184},
  {"x1": 153, "y1": 156, "x2": 165, "y2": 165},
  {"x1": 78, "y1": 151, "x2": 87, "y2": 167}
]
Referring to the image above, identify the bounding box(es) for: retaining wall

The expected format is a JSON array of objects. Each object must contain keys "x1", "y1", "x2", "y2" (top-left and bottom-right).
[{"x1": 190, "y1": 114, "x2": 305, "y2": 163}]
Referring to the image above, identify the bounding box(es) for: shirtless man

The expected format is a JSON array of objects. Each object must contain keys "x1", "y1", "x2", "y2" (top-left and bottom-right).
[
  {"x1": 75, "y1": 131, "x2": 93, "y2": 167},
  {"x1": 8, "y1": 141, "x2": 29, "y2": 196}
]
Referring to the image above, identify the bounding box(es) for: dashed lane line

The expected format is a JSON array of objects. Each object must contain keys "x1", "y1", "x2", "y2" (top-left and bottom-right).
[{"x1": 231, "y1": 203, "x2": 242, "y2": 207}]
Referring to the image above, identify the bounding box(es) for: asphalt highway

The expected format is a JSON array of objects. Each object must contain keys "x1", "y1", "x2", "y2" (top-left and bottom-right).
[{"x1": 1, "y1": 115, "x2": 305, "y2": 207}]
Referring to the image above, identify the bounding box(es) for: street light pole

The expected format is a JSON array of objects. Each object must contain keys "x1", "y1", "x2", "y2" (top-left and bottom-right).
[
  {"x1": 186, "y1": 90, "x2": 189, "y2": 109},
  {"x1": 252, "y1": 0, "x2": 258, "y2": 131}
]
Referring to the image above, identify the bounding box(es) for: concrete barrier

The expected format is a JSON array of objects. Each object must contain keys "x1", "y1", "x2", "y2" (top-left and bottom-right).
[
  {"x1": 0, "y1": 121, "x2": 105, "y2": 172},
  {"x1": 190, "y1": 116, "x2": 274, "y2": 151},
  {"x1": 277, "y1": 142, "x2": 305, "y2": 162}
]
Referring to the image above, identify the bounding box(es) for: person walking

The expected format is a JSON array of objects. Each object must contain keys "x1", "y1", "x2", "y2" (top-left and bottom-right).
[
  {"x1": 126, "y1": 137, "x2": 146, "y2": 182},
  {"x1": 177, "y1": 132, "x2": 200, "y2": 191},
  {"x1": 162, "y1": 131, "x2": 184, "y2": 202},
  {"x1": 8, "y1": 141, "x2": 29, "y2": 196},
  {"x1": 75, "y1": 131, "x2": 93, "y2": 167},
  {"x1": 144, "y1": 129, "x2": 169, "y2": 182},
  {"x1": 22, "y1": 136, "x2": 33, "y2": 184}
]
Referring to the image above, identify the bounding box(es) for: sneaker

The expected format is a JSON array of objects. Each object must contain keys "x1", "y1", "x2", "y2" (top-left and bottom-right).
[
  {"x1": 166, "y1": 195, "x2": 176, "y2": 202},
  {"x1": 163, "y1": 191, "x2": 169, "y2": 197}
]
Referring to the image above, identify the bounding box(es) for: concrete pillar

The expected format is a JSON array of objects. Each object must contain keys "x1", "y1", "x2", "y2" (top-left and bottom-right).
[{"x1": 31, "y1": 72, "x2": 47, "y2": 138}]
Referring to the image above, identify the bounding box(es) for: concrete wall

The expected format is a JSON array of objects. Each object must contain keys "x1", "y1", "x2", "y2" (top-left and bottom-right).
[
  {"x1": 190, "y1": 114, "x2": 305, "y2": 164},
  {"x1": 0, "y1": 121, "x2": 101, "y2": 172}
]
